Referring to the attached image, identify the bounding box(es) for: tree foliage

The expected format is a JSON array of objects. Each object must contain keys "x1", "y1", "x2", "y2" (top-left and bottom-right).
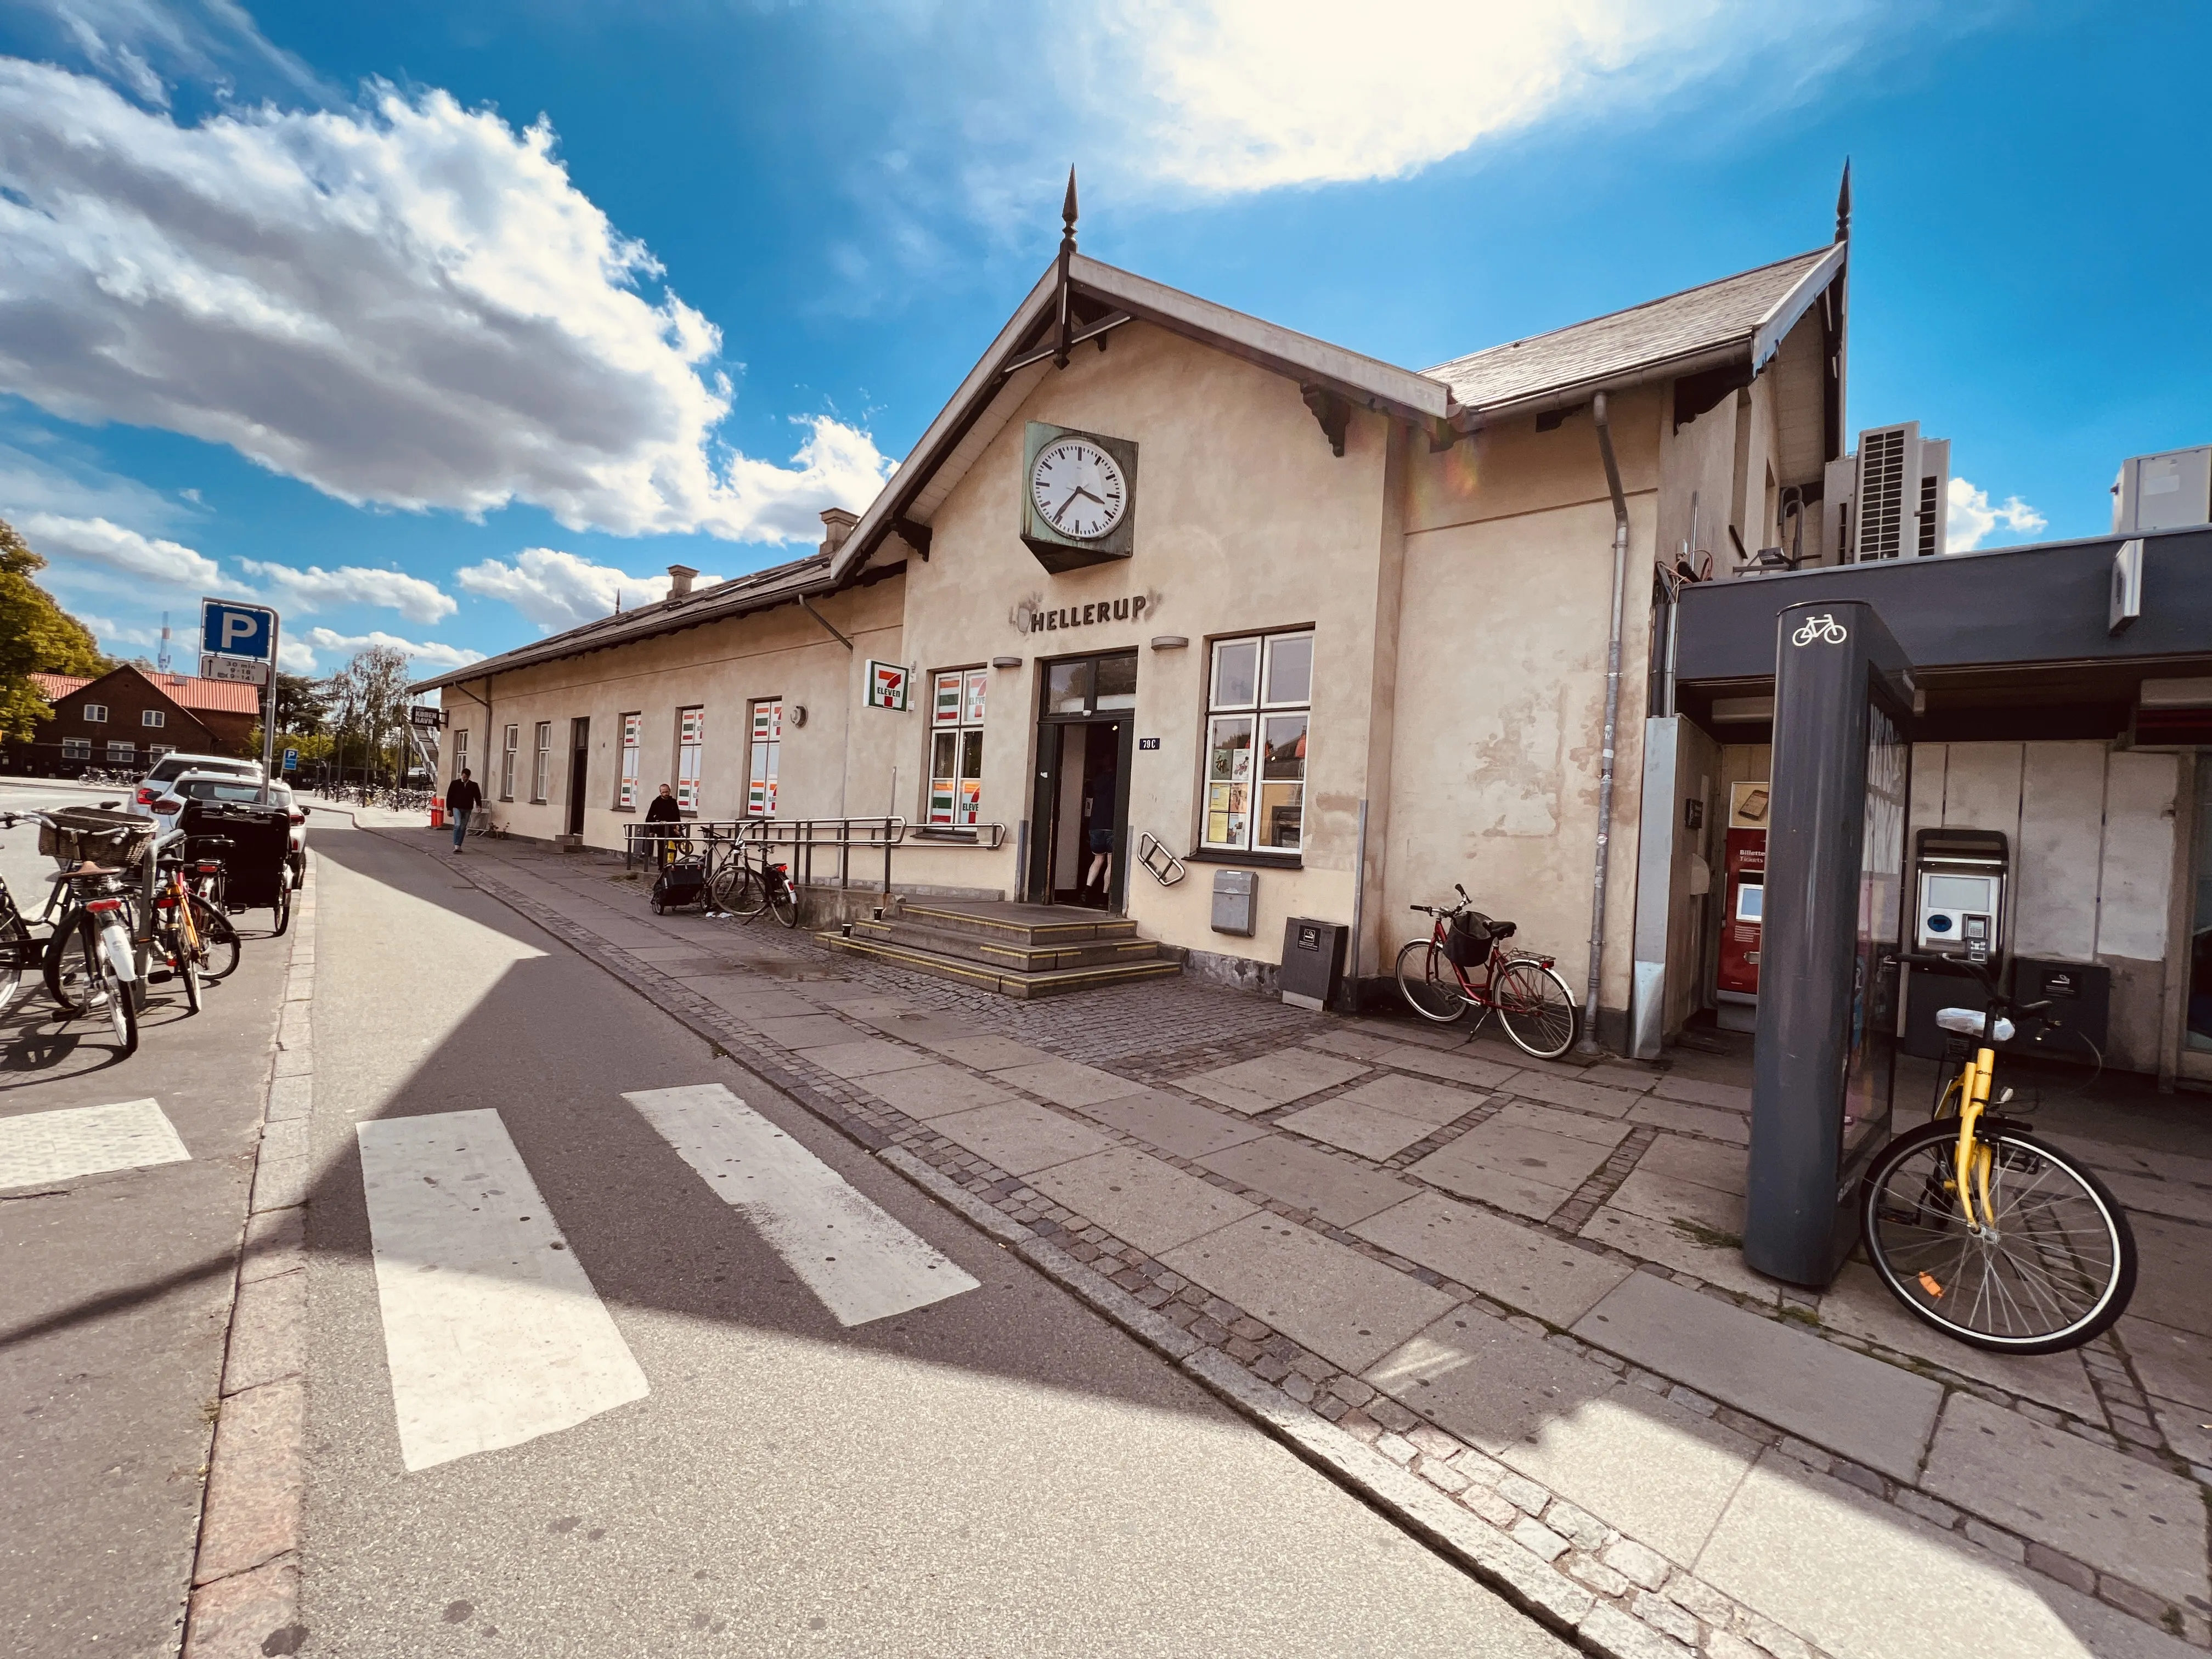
[
  {"x1": 0, "y1": 517, "x2": 107, "y2": 741},
  {"x1": 272, "y1": 672, "x2": 334, "y2": 736}
]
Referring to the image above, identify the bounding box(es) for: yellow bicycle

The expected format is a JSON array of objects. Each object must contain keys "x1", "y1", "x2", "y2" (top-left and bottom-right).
[{"x1": 1858, "y1": 955, "x2": 2136, "y2": 1353}]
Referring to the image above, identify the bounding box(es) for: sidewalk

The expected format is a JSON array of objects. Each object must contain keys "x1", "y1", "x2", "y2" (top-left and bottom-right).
[{"x1": 371, "y1": 823, "x2": 2210, "y2": 1659}]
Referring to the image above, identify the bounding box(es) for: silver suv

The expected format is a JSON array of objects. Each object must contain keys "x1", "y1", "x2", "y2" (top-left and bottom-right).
[{"x1": 131, "y1": 752, "x2": 263, "y2": 817}]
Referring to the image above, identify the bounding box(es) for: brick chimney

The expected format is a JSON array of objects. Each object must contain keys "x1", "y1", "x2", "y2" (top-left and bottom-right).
[
  {"x1": 818, "y1": 507, "x2": 858, "y2": 558},
  {"x1": 666, "y1": 564, "x2": 698, "y2": 601}
]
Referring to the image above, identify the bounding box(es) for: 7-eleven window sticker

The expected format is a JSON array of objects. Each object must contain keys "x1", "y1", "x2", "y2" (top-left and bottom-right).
[
  {"x1": 866, "y1": 659, "x2": 910, "y2": 712},
  {"x1": 675, "y1": 706, "x2": 704, "y2": 811},
  {"x1": 926, "y1": 667, "x2": 986, "y2": 826},
  {"x1": 617, "y1": 712, "x2": 641, "y2": 809},
  {"x1": 747, "y1": 698, "x2": 781, "y2": 816}
]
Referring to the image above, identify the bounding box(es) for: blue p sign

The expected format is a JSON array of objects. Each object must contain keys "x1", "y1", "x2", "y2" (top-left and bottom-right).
[{"x1": 201, "y1": 600, "x2": 275, "y2": 661}]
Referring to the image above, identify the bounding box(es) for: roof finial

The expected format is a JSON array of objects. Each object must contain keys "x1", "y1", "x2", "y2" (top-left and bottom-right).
[
  {"x1": 1053, "y1": 167, "x2": 1079, "y2": 369},
  {"x1": 1835, "y1": 158, "x2": 1852, "y2": 243},
  {"x1": 1061, "y1": 166, "x2": 1079, "y2": 253}
]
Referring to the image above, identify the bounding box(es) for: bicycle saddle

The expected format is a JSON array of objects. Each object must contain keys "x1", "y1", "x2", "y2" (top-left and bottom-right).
[
  {"x1": 1489, "y1": 920, "x2": 1518, "y2": 939},
  {"x1": 1936, "y1": 1007, "x2": 2014, "y2": 1042}
]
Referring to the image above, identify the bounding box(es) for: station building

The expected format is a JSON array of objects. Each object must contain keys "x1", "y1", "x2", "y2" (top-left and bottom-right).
[{"x1": 414, "y1": 191, "x2": 2212, "y2": 1084}]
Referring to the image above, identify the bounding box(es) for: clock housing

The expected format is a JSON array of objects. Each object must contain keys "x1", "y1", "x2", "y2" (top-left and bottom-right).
[{"x1": 1021, "y1": 422, "x2": 1138, "y2": 573}]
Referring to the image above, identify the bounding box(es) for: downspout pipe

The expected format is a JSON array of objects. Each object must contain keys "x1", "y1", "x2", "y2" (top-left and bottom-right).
[{"x1": 1577, "y1": 392, "x2": 1632, "y2": 1057}]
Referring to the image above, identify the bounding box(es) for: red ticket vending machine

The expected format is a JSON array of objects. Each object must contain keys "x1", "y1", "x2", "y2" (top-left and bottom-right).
[{"x1": 1715, "y1": 782, "x2": 1769, "y2": 1030}]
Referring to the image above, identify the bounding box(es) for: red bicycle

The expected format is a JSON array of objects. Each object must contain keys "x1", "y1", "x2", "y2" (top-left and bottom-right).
[{"x1": 1397, "y1": 885, "x2": 1578, "y2": 1059}]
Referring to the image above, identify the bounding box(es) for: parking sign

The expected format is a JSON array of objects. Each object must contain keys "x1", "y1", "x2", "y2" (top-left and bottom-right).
[
  {"x1": 201, "y1": 599, "x2": 276, "y2": 662},
  {"x1": 283, "y1": 748, "x2": 298, "y2": 772}
]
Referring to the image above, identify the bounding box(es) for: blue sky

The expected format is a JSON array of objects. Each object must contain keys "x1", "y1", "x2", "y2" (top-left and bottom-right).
[{"x1": 0, "y1": 0, "x2": 2205, "y2": 678}]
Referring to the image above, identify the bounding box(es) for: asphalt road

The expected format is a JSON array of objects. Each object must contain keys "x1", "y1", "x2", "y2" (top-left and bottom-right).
[
  {"x1": 297, "y1": 822, "x2": 1572, "y2": 1657},
  {"x1": 0, "y1": 776, "x2": 294, "y2": 1657}
]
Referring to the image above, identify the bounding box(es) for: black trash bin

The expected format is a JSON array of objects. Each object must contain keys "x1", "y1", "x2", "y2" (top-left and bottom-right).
[{"x1": 1279, "y1": 917, "x2": 1347, "y2": 1011}]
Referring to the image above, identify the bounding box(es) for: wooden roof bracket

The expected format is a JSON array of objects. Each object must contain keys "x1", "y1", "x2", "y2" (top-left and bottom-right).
[{"x1": 1301, "y1": 383, "x2": 1352, "y2": 456}]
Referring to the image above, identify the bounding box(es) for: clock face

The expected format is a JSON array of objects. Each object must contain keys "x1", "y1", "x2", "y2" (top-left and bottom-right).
[{"x1": 1030, "y1": 438, "x2": 1127, "y2": 541}]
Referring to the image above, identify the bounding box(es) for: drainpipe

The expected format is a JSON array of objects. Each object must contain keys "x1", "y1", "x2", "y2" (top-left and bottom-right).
[{"x1": 1577, "y1": 392, "x2": 1631, "y2": 1057}]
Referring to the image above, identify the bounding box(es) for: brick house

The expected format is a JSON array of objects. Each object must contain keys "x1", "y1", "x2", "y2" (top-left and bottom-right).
[{"x1": 3, "y1": 664, "x2": 260, "y2": 776}]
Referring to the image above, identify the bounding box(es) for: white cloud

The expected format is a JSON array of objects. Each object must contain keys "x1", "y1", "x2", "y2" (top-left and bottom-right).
[
  {"x1": 21, "y1": 511, "x2": 219, "y2": 585},
  {"x1": 0, "y1": 64, "x2": 890, "y2": 541},
  {"x1": 294, "y1": 626, "x2": 482, "y2": 674},
  {"x1": 1946, "y1": 477, "x2": 2046, "y2": 553},
  {"x1": 237, "y1": 558, "x2": 455, "y2": 625},
  {"x1": 76, "y1": 611, "x2": 161, "y2": 648},
  {"x1": 455, "y1": 545, "x2": 684, "y2": 633}
]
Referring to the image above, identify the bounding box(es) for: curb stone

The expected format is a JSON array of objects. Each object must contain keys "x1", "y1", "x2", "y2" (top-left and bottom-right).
[{"x1": 181, "y1": 857, "x2": 316, "y2": 1659}]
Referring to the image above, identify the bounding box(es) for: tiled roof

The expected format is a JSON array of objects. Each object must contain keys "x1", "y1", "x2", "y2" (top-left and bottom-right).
[
  {"x1": 1424, "y1": 247, "x2": 1837, "y2": 413},
  {"x1": 146, "y1": 673, "x2": 261, "y2": 715},
  {"x1": 29, "y1": 673, "x2": 91, "y2": 701},
  {"x1": 409, "y1": 551, "x2": 832, "y2": 693}
]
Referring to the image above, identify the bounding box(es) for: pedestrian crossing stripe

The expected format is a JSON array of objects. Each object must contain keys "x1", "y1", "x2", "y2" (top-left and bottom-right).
[{"x1": 625, "y1": 1083, "x2": 980, "y2": 1327}]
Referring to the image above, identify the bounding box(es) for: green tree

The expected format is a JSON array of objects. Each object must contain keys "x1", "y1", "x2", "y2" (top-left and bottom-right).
[
  {"x1": 272, "y1": 672, "x2": 334, "y2": 736},
  {"x1": 0, "y1": 517, "x2": 106, "y2": 741}
]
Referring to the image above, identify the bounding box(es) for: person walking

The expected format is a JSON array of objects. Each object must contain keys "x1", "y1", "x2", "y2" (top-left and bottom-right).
[
  {"x1": 1082, "y1": 763, "x2": 1118, "y2": 903},
  {"x1": 444, "y1": 768, "x2": 483, "y2": 853},
  {"x1": 645, "y1": 782, "x2": 684, "y2": 867}
]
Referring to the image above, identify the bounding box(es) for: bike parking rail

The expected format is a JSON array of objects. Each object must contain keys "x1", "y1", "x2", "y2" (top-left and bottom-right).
[{"x1": 621, "y1": 814, "x2": 1005, "y2": 894}]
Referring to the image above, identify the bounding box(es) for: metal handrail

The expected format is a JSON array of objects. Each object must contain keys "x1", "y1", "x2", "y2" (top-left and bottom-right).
[{"x1": 623, "y1": 814, "x2": 1008, "y2": 893}]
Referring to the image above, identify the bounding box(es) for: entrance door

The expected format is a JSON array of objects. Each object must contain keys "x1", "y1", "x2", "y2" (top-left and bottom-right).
[
  {"x1": 1029, "y1": 650, "x2": 1136, "y2": 912},
  {"x1": 2183, "y1": 757, "x2": 2212, "y2": 1083},
  {"x1": 566, "y1": 717, "x2": 590, "y2": 836}
]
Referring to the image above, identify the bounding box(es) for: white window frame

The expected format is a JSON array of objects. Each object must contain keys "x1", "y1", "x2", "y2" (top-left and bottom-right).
[
  {"x1": 453, "y1": 729, "x2": 470, "y2": 786},
  {"x1": 531, "y1": 721, "x2": 552, "y2": 803},
  {"x1": 745, "y1": 700, "x2": 781, "y2": 816},
  {"x1": 141, "y1": 709, "x2": 165, "y2": 729},
  {"x1": 82, "y1": 703, "x2": 108, "y2": 724},
  {"x1": 1201, "y1": 630, "x2": 1313, "y2": 855},
  {"x1": 617, "y1": 713, "x2": 641, "y2": 810},
  {"x1": 926, "y1": 668, "x2": 988, "y2": 827},
  {"x1": 676, "y1": 707, "x2": 704, "y2": 812},
  {"x1": 106, "y1": 740, "x2": 136, "y2": 764},
  {"x1": 501, "y1": 724, "x2": 519, "y2": 801},
  {"x1": 149, "y1": 744, "x2": 176, "y2": 761},
  {"x1": 62, "y1": 737, "x2": 91, "y2": 760}
]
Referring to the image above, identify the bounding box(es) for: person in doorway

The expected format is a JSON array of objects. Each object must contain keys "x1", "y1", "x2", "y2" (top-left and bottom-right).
[
  {"x1": 1084, "y1": 765, "x2": 1118, "y2": 899},
  {"x1": 645, "y1": 782, "x2": 684, "y2": 866},
  {"x1": 444, "y1": 768, "x2": 482, "y2": 852}
]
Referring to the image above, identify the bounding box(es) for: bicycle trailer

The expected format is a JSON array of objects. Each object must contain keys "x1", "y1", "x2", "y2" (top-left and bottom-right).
[
  {"x1": 181, "y1": 799, "x2": 293, "y2": 928},
  {"x1": 651, "y1": 858, "x2": 708, "y2": 913}
]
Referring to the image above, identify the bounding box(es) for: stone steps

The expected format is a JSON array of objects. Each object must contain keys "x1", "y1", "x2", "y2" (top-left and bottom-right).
[{"x1": 822, "y1": 898, "x2": 1182, "y2": 998}]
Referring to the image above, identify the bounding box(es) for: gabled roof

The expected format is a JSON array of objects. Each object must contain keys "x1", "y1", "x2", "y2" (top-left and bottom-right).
[
  {"x1": 29, "y1": 672, "x2": 90, "y2": 702},
  {"x1": 409, "y1": 551, "x2": 834, "y2": 695},
  {"x1": 30, "y1": 664, "x2": 259, "y2": 715},
  {"x1": 1425, "y1": 245, "x2": 1844, "y2": 417}
]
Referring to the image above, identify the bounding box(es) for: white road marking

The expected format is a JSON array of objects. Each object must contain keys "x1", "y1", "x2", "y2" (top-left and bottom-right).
[
  {"x1": 626, "y1": 1083, "x2": 980, "y2": 1327},
  {"x1": 357, "y1": 1109, "x2": 648, "y2": 1472},
  {"x1": 0, "y1": 1098, "x2": 189, "y2": 1190}
]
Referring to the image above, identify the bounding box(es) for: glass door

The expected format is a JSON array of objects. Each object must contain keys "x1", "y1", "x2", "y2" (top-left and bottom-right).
[{"x1": 1028, "y1": 650, "x2": 1137, "y2": 911}]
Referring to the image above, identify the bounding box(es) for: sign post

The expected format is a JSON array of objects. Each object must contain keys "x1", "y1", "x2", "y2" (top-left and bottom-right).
[{"x1": 202, "y1": 599, "x2": 281, "y2": 805}]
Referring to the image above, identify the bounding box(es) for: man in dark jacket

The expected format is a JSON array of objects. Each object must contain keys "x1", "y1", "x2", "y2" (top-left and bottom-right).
[
  {"x1": 445, "y1": 768, "x2": 483, "y2": 852},
  {"x1": 644, "y1": 782, "x2": 684, "y2": 865}
]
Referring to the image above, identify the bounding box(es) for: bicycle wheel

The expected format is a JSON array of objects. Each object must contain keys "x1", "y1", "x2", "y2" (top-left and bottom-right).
[
  {"x1": 192, "y1": 897, "x2": 241, "y2": 980},
  {"x1": 715, "y1": 861, "x2": 769, "y2": 919},
  {"x1": 97, "y1": 943, "x2": 138, "y2": 1055},
  {"x1": 1396, "y1": 939, "x2": 1468, "y2": 1023},
  {"x1": 272, "y1": 881, "x2": 292, "y2": 936},
  {"x1": 1860, "y1": 1119, "x2": 2135, "y2": 1354},
  {"x1": 45, "y1": 908, "x2": 92, "y2": 1015},
  {"x1": 0, "y1": 904, "x2": 31, "y2": 1016},
  {"x1": 1493, "y1": 959, "x2": 1578, "y2": 1059},
  {"x1": 766, "y1": 867, "x2": 798, "y2": 929}
]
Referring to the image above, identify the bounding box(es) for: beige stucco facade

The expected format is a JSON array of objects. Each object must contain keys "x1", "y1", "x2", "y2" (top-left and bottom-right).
[{"x1": 433, "y1": 251, "x2": 1838, "y2": 1043}]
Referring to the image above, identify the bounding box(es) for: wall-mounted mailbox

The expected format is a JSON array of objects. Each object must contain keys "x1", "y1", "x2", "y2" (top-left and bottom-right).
[{"x1": 1211, "y1": 868, "x2": 1256, "y2": 936}]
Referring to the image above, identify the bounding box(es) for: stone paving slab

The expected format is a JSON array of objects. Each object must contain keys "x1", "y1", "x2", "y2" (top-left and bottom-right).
[
  {"x1": 2125, "y1": 1214, "x2": 2212, "y2": 1334},
  {"x1": 1070, "y1": 1088, "x2": 1268, "y2": 1160},
  {"x1": 1573, "y1": 1272, "x2": 1941, "y2": 1481},
  {"x1": 1367, "y1": 1305, "x2": 1758, "y2": 1564},
  {"x1": 923, "y1": 1035, "x2": 1061, "y2": 1070},
  {"x1": 799, "y1": 1037, "x2": 938, "y2": 1080},
  {"x1": 1407, "y1": 1109, "x2": 1627, "y2": 1221},
  {"x1": 1626, "y1": 1096, "x2": 1751, "y2": 1145},
  {"x1": 1923, "y1": 1391, "x2": 2210, "y2": 1605},
  {"x1": 1489, "y1": 1101, "x2": 1637, "y2": 1149},
  {"x1": 2120, "y1": 1316, "x2": 2212, "y2": 1415},
  {"x1": 1374, "y1": 1044, "x2": 1525, "y2": 1092},
  {"x1": 1649, "y1": 1075, "x2": 1752, "y2": 1113},
  {"x1": 1820, "y1": 1262, "x2": 2102, "y2": 1420},
  {"x1": 1697, "y1": 1451, "x2": 2192, "y2": 1659},
  {"x1": 1300, "y1": 1028, "x2": 1406, "y2": 1064},
  {"x1": 1163, "y1": 1212, "x2": 1456, "y2": 1373},
  {"x1": 855, "y1": 1008, "x2": 989, "y2": 1043},
  {"x1": 926, "y1": 1099, "x2": 1116, "y2": 1177},
  {"x1": 858, "y1": 1062, "x2": 1019, "y2": 1121},
  {"x1": 1179, "y1": 1050, "x2": 1369, "y2": 1115},
  {"x1": 994, "y1": 1057, "x2": 1152, "y2": 1109},
  {"x1": 1630, "y1": 1136, "x2": 1746, "y2": 1192},
  {"x1": 1198, "y1": 1133, "x2": 1417, "y2": 1227},
  {"x1": 1275, "y1": 1095, "x2": 1446, "y2": 1161},
  {"x1": 1604, "y1": 1167, "x2": 1745, "y2": 1237},
  {"x1": 1351, "y1": 1192, "x2": 1632, "y2": 1327},
  {"x1": 668, "y1": 982, "x2": 822, "y2": 1020},
  {"x1": 2149, "y1": 1399, "x2": 2212, "y2": 1467},
  {"x1": 1577, "y1": 1206, "x2": 1781, "y2": 1302},
  {"x1": 751, "y1": 1013, "x2": 865, "y2": 1048},
  {"x1": 2103, "y1": 1170, "x2": 2212, "y2": 1227},
  {"x1": 1505, "y1": 1070, "x2": 1647, "y2": 1118},
  {"x1": 1028, "y1": 1147, "x2": 1257, "y2": 1255}
]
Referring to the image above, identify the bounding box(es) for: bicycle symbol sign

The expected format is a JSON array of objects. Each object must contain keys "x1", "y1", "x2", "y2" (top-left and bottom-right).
[{"x1": 1792, "y1": 613, "x2": 1849, "y2": 647}]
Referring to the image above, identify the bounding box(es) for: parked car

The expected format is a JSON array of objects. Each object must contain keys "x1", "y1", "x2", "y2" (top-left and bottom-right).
[
  {"x1": 154, "y1": 771, "x2": 309, "y2": 887},
  {"x1": 131, "y1": 752, "x2": 263, "y2": 818}
]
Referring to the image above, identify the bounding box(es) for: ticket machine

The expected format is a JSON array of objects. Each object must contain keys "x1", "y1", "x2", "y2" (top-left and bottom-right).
[{"x1": 1714, "y1": 782, "x2": 1769, "y2": 1031}]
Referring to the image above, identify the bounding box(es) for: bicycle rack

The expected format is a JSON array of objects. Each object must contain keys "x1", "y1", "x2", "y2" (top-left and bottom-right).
[{"x1": 1136, "y1": 832, "x2": 1186, "y2": 887}]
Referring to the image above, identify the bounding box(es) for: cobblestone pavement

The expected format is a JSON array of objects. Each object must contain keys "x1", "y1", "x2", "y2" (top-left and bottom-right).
[{"x1": 373, "y1": 823, "x2": 2211, "y2": 1659}]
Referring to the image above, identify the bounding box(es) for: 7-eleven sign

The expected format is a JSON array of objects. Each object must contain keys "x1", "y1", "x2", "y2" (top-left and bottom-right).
[{"x1": 865, "y1": 659, "x2": 910, "y2": 711}]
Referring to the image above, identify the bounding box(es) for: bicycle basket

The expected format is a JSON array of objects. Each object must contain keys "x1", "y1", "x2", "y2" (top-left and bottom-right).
[
  {"x1": 40, "y1": 805, "x2": 155, "y2": 869},
  {"x1": 1444, "y1": 911, "x2": 1497, "y2": 968}
]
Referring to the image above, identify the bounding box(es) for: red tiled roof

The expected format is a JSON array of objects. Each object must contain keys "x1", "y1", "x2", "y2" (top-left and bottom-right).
[
  {"x1": 142, "y1": 672, "x2": 261, "y2": 715},
  {"x1": 29, "y1": 673, "x2": 92, "y2": 701}
]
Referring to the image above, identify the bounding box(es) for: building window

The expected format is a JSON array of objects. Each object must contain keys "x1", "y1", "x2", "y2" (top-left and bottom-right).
[
  {"x1": 62, "y1": 738, "x2": 90, "y2": 760},
  {"x1": 927, "y1": 669, "x2": 988, "y2": 826},
  {"x1": 501, "y1": 724, "x2": 518, "y2": 800},
  {"x1": 746, "y1": 701, "x2": 780, "y2": 816},
  {"x1": 617, "y1": 713, "x2": 641, "y2": 810},
  {"x1": 106, "y1": 741, "x2": 136, "y2": 764},
  {"x1": 1203, "y1": 631, "x2": 1312, "y2": 853},
  {"x1": 676, "y1": 707, "x2": 704, "y2": 812},
  {"x1": 82, "y1": 703, "x2": 108, "y2": 724},
  {"x1": 453, "y1": 729, "x2": 469, "y2": 784},
  {"x1": 142, "y1": 709, "x2": 165, "y2": 729},
  {"x1": 150, "y1": 744, "x2": 174, "y2": 761},
  {"x1": 532, "y1": 721, "x2": 552, "y2": 802}
]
